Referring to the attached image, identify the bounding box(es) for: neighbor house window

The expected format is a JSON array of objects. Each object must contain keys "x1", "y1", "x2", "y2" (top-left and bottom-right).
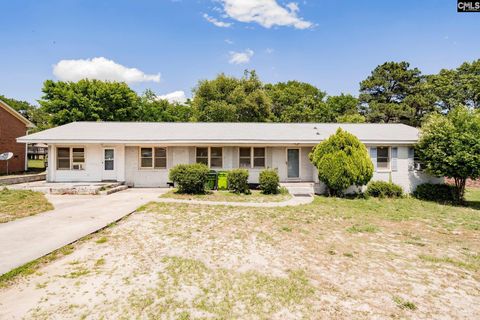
[
  {"x1": 377, "y1": 147, "x2": 390, "y2": 170},
  {"x1": 239, "y1": 147, "x2": 251, "y2": 168},
  {"x1": 210, "y1": 147, "x2": 223, "y2": 168},
  {"x1": 196, "y1": 147, "x2": 209, "y2": 166},
  {"x1": 253, "y1": 148, "x2": 265, "y2": 168},
  {"x1": 57, "y1": 147, "x2": 70, "y2": 170},
  {"x1": 56, "y1": 147, "x2": 85, "y2": 170},
  {"x1": 140, "y1": 147, "x2": 167, "y2": 169}
]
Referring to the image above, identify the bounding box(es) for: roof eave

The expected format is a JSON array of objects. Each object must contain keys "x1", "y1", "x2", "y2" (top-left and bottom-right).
[{"x1": 16, "y1": 138, "x2": 418, "y2": 145}]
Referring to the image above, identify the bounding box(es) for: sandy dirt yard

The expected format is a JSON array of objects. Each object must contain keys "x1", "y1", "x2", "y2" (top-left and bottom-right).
[{"x1": 0, "y1": 196, "x2": 479, "y2": 319}]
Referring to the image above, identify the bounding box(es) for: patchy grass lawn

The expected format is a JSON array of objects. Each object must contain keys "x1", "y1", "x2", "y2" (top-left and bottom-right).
[
  {"x1": 0, "y1": 192, "x2": 479, "y2": 319},
  {"x1": 0, "y1": 189, "x2": 53, "y2": 223},
  {"x1": 160, "y1": 188, "x2": 292, "y2": 203}
]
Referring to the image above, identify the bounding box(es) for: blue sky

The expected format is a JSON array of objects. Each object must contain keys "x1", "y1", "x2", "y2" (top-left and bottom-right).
[{"x1": 1, "y1": 0, "x2": 479, "y2": 105}]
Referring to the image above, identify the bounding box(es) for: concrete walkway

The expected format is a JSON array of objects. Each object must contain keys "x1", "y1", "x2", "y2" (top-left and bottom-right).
[
  {"x1": 156, "y1": 194, "x2": 314, "y2": 207},
  {"x1": 0, "y1": 188, "x2": 166, "y2": 275}
]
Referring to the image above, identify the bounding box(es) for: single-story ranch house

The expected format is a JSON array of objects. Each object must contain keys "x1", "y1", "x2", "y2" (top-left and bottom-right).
[{"x1": 17, "y1": 122, "x2": 442, "y2": 193}]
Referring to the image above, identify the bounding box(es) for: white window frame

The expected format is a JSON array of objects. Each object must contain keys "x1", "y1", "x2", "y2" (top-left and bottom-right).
[
  {"x1": 56, "y1": 146, "x2": 86, "y2": 171},
  {"x1": 376, "y1": 146, "x2": 391, "y2": 171},
  {"x1": 253, "y1": 147, "x2": 266, "y2": 168},
  {"x1": 238, "y1": 147, "x2": 266, "y2": 169},
  {"x1": 239, "y1": 147, "x2": 252, "y2": 168},
  {"x1": 195, "y1": 147, "x2": 224, "y2": 169},
  {"x1": 138, "y1": 147, "x2": 167, "y2": 170}
]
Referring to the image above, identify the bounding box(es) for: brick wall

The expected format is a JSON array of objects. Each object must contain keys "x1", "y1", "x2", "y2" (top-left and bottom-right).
[
  {"x1": 445, "y1": 178, "x2": 480, "y2": 188},
  {"x1": 0, "y1": 106, "x2": 27, "y2": 174}
]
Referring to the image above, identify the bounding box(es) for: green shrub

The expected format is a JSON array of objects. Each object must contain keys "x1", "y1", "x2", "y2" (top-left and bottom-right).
[
  {"x1": 169, "y1": 163, "x2": 209, "y2": 194},
  {"x1": 227, "y1": 169, "x2": 250, "y2": 194},
  {"x1": 413, "y1": 183, "x2": 456, "y2": 203},
  {"x1": 309, "y1": 128, "x2": 373, "y2": 196},
  {"x1": 259, "y1": 169, "x2": 280, "y2": 194},
  {"x1": 366, "y1": 181, "x2": 403, "y2": 198}
]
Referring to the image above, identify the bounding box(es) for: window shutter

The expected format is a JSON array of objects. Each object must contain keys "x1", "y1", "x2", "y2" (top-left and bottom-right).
[
  {"x1": 369, "y1": 147, "x2": 377, "y2": 171},
  {"x1": 408, "y1": 147, "x2": 414, "y2": 171},
  {"x1": 391, "y1": 147, "x2": 398, "y2": 172}
]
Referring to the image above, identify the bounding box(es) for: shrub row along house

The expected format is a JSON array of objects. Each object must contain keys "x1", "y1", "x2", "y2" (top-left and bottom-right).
[{"x1": 17, "y1": 122, "x2": 442, "y2": 193}]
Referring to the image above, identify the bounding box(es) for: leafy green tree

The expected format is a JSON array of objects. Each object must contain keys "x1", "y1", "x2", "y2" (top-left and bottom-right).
[
  {"x1": 429, "y1": 59, "x2": 480, "y2": 113},
  {"x1": 325, "y1": 94, "x2": 359, "y2": 119},
  {"x1": 416, "y1": 106, "x2": 480, "y2": 203},
  {"x1": 336, "y1": 114, "x2": 366, "y2": 123},
  {"x1": 40, "y1": 79, "x2": 140, "y2": 126},
  {"x1": 309, "y1": 128, "x2": 373, "y2": 196},
  {"x1": 137, "y1": 90, "x2": 194, "y2": 122},
  {"x1": 192, "y1": 70, "x2": 272, "y2": 122},
  {"x1": 264, "y1": 81, "x2": 327, "y2": 122},
  {"x1": 359, "y1": 61, "x2": 435, "y2": 125},
  {"x1": 0, "y1": 94, "x2": 52, "y2": 131}
]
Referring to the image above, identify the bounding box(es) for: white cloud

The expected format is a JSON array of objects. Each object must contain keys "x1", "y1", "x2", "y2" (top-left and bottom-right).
[
  {"x1": 53, "y1": 57, "x2": 160, "y2": 83},
  {"x1": 220, "y1": 0, "x2": 312, "y2": 29},
  {"x1": 265, "y1": 48, "x2": 274, "y2": 54},
  {"x1": 203, "y1": 13, "x2": 232, "y2": 27},
  {"x1": 157, "y1": 90, "x2": 187, "y2": 104},
  {"x1": 225, "y1": 38, "x2": 234, "y2": 45},
  {"x1": 229, "y1": 49, "x2": 254, "y2": 64}
]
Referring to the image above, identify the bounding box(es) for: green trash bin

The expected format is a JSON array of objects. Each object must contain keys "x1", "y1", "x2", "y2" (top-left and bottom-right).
[
  {"x1": 217, "y1": 171, "x2": 228, "y2": 190},
  {"x1": 206, "y1": 170, "x2": 218, "y2": 190}
]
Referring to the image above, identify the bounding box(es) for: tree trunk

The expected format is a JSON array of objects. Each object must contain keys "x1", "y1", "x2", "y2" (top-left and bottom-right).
[{"x1": 453, "y1": 177, "x2": 466, "y2": 204}]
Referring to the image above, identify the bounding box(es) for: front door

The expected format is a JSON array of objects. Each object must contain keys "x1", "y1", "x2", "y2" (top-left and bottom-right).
[
  {"x1": 287, "y1": 148, "x2": 300, "y2": 179},
  {"x1": 102, "y1": 148, "x2": 116, "y2": 181}
]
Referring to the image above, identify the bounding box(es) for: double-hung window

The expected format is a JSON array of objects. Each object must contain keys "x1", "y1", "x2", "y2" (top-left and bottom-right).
[
  {"x1": 196, "y1": 147, "x2": 223, "y2": 168},
  {"x1": 196, "y1": 147, "x2": 209, "y2": 166},
  {"x1": 140, "y1": 147, "x2": 167, "y2": 169},
  {"x1": 210, "y1": 147, "x2": 223, "y2": 168},
  {"x1": 56, "y1": 147, "x2": 85, "y2": 170},
  {"x1": 238, "y1": 147, "x2": 266, "y2": 168},
  {"x1": 253, "y1": 148, "x2": 265, "y2": 168},
  {"x1": 376, "y1": 147, "x2": 390, "y2": 170},
  {"x1": 239, "y1": 148, "x2": 251, "y2": 168}
]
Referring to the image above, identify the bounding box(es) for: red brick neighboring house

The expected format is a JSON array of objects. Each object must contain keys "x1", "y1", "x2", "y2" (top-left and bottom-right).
[{"x1": 0, "y1": 99, "x2": 35, "y2": 174}]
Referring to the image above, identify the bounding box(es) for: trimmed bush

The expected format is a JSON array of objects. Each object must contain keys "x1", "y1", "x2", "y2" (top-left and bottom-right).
[
  {"x1": 169, "y1": 163, "x2": 209, "y2": 194},
  {"x1": 227, "y1": 169, "x2": 250, "y2": 194},
  {"x1": 259, "y1": 169, "x2": 280, "y2": 194},
  {"x1": 309, "y1": 128, "x2": 373, "y2": 196},
  {"x1": 413, "y1": 183, "x2": 456, "y2": 203},
  {"x1": 366, "y1": 181, "x2": 403, "y2": 198}
]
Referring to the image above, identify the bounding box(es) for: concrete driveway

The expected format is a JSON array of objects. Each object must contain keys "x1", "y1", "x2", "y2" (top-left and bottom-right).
[{"x1": 0, "y1": 188, "x2": 167, "y2": 275}]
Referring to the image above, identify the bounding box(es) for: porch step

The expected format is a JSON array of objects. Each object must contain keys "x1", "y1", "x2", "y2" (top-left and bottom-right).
[
  {"x1": 99, "y1": 184, "x2": 128, "y2": 195},
  {"x1": 280, "y1": 182, "x2": 315, "y2": 197}
]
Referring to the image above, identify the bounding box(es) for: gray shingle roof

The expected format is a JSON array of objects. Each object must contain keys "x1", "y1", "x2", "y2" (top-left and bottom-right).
[{"x1": 17, "y1": 122, "x2": 419, "y2": 145}]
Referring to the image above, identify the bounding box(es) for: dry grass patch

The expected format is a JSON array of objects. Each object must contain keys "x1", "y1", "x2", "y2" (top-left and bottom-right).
[
  {"x1": 0, "y1": 189, "x2": 53, "y2": 223},
  {"x1": 1, "y1": 191, "x2": 480, "y2": 318},
  {"x1": 160, "y1": 189, "x2": 291, "y2": 203}
]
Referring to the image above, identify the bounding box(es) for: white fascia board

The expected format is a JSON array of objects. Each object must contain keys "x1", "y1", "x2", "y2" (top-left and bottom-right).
[{"x1": 17, "y1": 138, "x2": 418, "y2": 145}]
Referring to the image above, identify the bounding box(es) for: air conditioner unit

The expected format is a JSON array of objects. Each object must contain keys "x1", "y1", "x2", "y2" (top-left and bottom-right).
[
  {"x1": 414, "y1": 162, "x2": 423, "y2": 171},
  {"x1": 72, "y1": 163, "x2": 84, "y2": 170}
]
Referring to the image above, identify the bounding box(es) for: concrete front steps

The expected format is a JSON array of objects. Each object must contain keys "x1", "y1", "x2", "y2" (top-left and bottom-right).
[{"x1": 280, "y1": 182, "x2": 315, "y2": 197}]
